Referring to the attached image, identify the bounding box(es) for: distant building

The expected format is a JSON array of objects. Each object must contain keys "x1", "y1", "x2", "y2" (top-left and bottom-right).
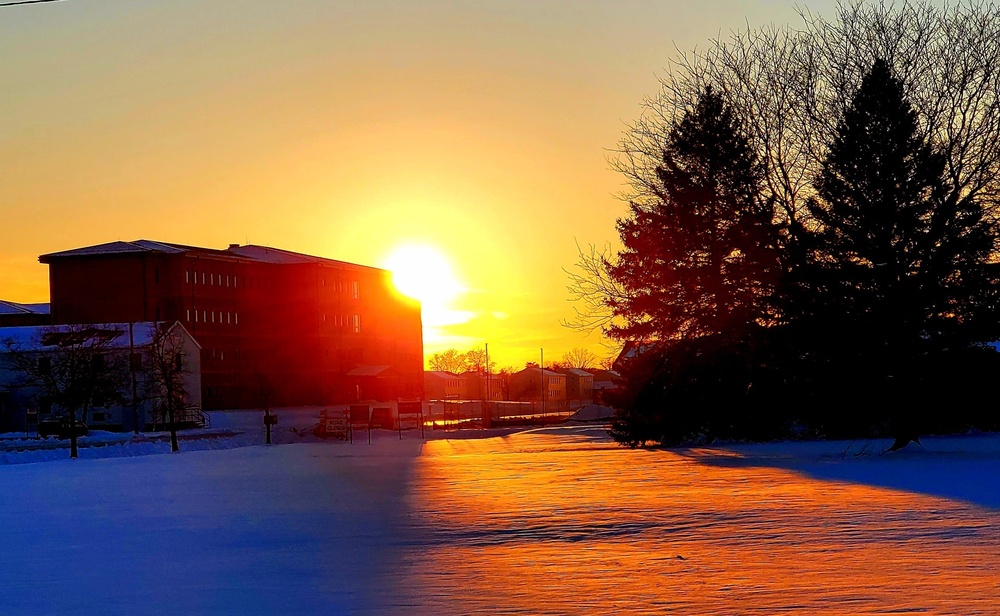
[
  {"x1": 457, "y1": 371, "x2": 505, "y2": 401},
  {"x1": 509, "y1": 367, "x2": 567, "y2": 412},
  {"x1": 586, "y1": 369, "x2": 623, "y2": 405},
  {"x1": 0, "y1": 301, "x2": 50, "y2": 328},
  {"x1": 556, "y1": 368, "x2": 594, "y2": 408},
  {"x1": 424, "y1": 370, "x2": 462, "y2": 400},
  {"x1": 0, "y1": 321, "x2": 201, "y2": 433},
  {"x1": 36, "y1": 240, "x2": 423, "y2": 409}
]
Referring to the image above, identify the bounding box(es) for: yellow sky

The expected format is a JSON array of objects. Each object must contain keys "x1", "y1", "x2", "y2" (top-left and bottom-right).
[{"x1": 0, "y1": 0, "x2": 838, "y2": 368}]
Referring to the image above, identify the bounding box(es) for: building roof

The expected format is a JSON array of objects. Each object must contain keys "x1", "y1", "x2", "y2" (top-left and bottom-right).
[
  {"x1": 39, "y1": 239, "x2": 387, "y2": 272},
  {"x1": 0, "y1": 301, "x2": 50, "y2": 315},
  {"x1": 346, "y1": 365, "x2": 393, "y2": 377},
  {"x1": 516, "y1": 366, "x2": 565, "y2": 378},
  {"x1": 425, "y1": 370, "x2": 460, "y2": 379},
  {"x1": 0, "y1": 321, "x2": 193, "y2": 351},
  {"x1": 557, "y1": 368, "x2": 593, "y2": 378}
]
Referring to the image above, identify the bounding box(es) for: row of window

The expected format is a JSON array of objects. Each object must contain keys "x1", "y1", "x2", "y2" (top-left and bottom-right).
[
  {"x1": 322, "y1": 313, "x2": 362, "y2": 332},
  {"x1": 186, "y1": 309, "x2": 239, "y2": 325},
  {"x1": 186, "y1": 270, "x2": 237, "y2": 287},
  {"x1": 185, "y1": 269, "x2": 361, "y2": 299},
  {"x1": 321, "y1": 278, "x2": 361, "y2": 299}
]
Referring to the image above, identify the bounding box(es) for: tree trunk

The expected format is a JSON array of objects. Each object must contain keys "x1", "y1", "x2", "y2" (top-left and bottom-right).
[{"x1": 167, "y1": 399, "x2": 179, "y2": 452}]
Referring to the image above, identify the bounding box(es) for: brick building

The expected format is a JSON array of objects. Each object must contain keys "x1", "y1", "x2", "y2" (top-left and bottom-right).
[{"x1": 38, "y1": 240, "x2": 423, "y2": 409}]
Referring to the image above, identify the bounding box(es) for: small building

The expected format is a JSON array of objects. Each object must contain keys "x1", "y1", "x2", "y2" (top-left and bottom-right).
[
  {"x1": 556, "y1": 368, "x2": 594, "y2": 409},
  {"x1": 509, "y1": 367, "x2": 567, "y2": 413},
  {"x1": 424, "y1": 370, "x2": 462, "y2": 400},
  {"x1": 586, "y1": 369, "x2": 623, "y2": 405},
  {"x1": 0, "y1": 321, "x2": 202, "y2": 433},
  {"x1": 0, "y1": 301, "x2": 51, "y2": 328},
  {"x1": 457, "y1": 371, "x2": 505, "y2": 401}
]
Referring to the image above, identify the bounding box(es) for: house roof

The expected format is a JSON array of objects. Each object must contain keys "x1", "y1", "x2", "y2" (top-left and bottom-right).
[
  {"x1": 516, "y1": 367, "x2": 565, "y2": 378},
  {"x1": 425, "y1": 370, "x2": 460, "y2": 379},
  {"x1": 346, "y1": 364, "x2": 393, "y2": 377},
  {"x1": 0, "y1": 321, "x2": 196, "y2": 351},
  {"x1": 558, "y1": 368, "x2": 593, "y2": 378},
  {"x1": 39, "y1": 239, "x2": 387, "y2": 272},
  {"x1": 0, "y1": 301, "x2": 50, "y2": 315}
]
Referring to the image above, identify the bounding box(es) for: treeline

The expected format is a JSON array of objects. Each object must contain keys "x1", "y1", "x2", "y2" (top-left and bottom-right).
[{"x1": 570, "y1": 2, "x2": 1000, "y2": 447}]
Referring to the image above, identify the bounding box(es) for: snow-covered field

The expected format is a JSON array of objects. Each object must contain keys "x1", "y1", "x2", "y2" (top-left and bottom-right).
[{"x1": 1, "y1": 411, "x2": 997, "y2": 614}]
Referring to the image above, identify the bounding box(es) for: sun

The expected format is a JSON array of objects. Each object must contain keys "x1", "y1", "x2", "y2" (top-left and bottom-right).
[{"x1": 382, "y1": 244, "x2": 464, "y2": 314}]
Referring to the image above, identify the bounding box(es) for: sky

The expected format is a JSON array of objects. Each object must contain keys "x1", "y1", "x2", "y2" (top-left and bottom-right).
[{"x1": 0, "y1": 0, "x2": 840, "y2": 368}]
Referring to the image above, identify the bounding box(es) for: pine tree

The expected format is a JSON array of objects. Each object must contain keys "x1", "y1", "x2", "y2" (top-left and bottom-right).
[
  {"x1": 803, "y1": 58, "x2": 997, "y2": 353},
  {"x1": 798, "y1": 59, "x2": 1000, "y2": 443},
  {"x1": 607, "y1": 86, "x2": 781, "y2": 344}
]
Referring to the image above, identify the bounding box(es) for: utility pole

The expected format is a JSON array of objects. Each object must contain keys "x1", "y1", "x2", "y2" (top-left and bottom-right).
[{"x1": 540, "y1": 347, "x2": 545, "y2": 418}]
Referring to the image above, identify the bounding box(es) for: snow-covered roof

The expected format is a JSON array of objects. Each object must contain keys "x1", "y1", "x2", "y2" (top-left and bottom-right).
[
  {"x1": 39, "y1": 239, "x2": 386, "y2": 272},
  {"x1": 0, "y1": 301, "x2": 50, "y2": 315},
  {"x1": 558, "y1": 368, "x2": 593, "y2": 378},
  {"x1": 425, "y1": 370, "x2": 460, "y2": 379},
  {"x1": 346, "y1": 365, "x2": 392, "y2": 377},
  {"x1": 0, "y1": 322, "x2": 181, "y2": 351},
  {"x1": 228, "y1": 245, "x2": 384, "y2": 271}
]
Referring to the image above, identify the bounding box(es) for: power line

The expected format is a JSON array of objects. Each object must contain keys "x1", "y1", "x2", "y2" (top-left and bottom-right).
[{"x1": 0, "y1": 0, "x2": 67, "y2": 6}]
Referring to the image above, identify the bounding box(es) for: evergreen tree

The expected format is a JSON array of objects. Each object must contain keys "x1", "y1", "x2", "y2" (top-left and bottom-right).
[
  {"x1": 797, "y1": 59, "x2": 1000, "y2": 443},
  {"x1": 607, "y1": 86, "x2": 781, "y2": 344},
  {"x1": 802, "y1": 59, "x2": 997, "y2": 350}
]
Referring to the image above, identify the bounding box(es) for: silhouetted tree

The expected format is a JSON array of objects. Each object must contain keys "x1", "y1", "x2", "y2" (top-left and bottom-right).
[
  {"x1": 606, "y1": 86, "x2": 782, "y2": 344},
  {"x1": 561, "y1": 347, "x2": 598, "y2": 370},
  {"x1": 613, "y1": 1, "x2": 1000, "y2": 245},
  {"x1": 428, "y1": 347, "x2": 495, "y2": 374},
  {"x1": 795, "y1": 59, "x2": 1000, "y2": 445},
  {"x1": 145, "y1": 323, "x2": 192, "y2": 453}
]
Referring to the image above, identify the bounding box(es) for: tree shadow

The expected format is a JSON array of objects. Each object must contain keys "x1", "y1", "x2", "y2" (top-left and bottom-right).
[{"x1": 675, "y1": 434, "x2": 1000, "y2": 510}]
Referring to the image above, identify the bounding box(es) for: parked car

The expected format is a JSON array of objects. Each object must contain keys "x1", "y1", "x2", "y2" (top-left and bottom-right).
[{"x1": 37, "y1": 417, "x2": 89, "y2": 439}]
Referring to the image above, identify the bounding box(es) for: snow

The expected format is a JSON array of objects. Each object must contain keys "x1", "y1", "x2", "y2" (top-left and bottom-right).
[{"x1": 1, "y1": 415, "x2": 997, "y2": 614}]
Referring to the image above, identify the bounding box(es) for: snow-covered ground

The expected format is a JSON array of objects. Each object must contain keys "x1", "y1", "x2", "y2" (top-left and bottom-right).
[{"x1": 1, "y1": 414, "x2": 997, "y2": 614}]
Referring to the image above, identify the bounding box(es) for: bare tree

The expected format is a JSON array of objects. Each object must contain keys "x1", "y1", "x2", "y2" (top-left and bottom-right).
[
  {"x1": 561, "y1": 348, "x2": 599, "y2": 370},
  {"x1": 145, "y1": 323, "x2": 190, "y2": 453},
  {"x1": 428, "y1": 347, "x2": 496, "y2": 374},
  {"x1": 570, "y1": 0, "x2": 1000, "y2": 339},
  {"x1": 4, "y1": 325, "x2": 128, "y2": 459},
  {"x1": 621, "y1": 1, "x2": 1000, "y2": 229}
]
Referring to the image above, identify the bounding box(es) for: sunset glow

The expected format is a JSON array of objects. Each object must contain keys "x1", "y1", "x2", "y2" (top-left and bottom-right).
[
  {"x1": 383, "y1": 244, "x2": 473, "y2": 349},
  {"x1": 0, "y1": 0, "x2": 839, "y2": 368}
]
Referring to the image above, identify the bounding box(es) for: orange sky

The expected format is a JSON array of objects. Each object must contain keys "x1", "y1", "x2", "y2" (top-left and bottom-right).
[{"x1": 0, "y1": 0, "x2": 838, "y2": 369}]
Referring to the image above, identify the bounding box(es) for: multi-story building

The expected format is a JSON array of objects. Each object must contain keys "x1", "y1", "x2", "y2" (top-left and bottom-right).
[
  {"x1": 509, "y1": 367, "x2": 567, "y2": 412},
  {"x1": 38, "y1": 240, "x2": 423, "y2": 409}
]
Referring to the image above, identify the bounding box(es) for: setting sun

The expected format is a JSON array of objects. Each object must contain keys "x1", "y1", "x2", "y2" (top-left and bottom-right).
[{"x1": 382, "y1": 244, "x2": 472, "y2": 342}]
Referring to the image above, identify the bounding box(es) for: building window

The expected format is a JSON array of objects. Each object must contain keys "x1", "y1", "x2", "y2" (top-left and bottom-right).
[
  {"x1": 211, "y1": 311, "x2": 215, "y2": 323},
  {"x1": 351, "y1": 280, "x2": 360, "y2": 299},
  {"x1": 202, "y1": 272, "x2": 206, "y2": 285},
  {"x1": 352, "y1": 314, "x2": 361, "y2": 333},
  {"x1": 227, "y1": 312, "x2": 231, "y2": 324},
  {"x1": 186, "y1": 270, "x2": 190, "y2": 284},
  {"x1": 202, "y1": 310, "x2": 207, "y2": 322},
  {"x1": 194, "y1": 310, "x2": 198, "y2": 323},
  {"x1": 186, "y1": 309, "x2": 191, "y2": 322},
  {"x1": 235, "y1": 312, "x2": 239, "y2": 325}
]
